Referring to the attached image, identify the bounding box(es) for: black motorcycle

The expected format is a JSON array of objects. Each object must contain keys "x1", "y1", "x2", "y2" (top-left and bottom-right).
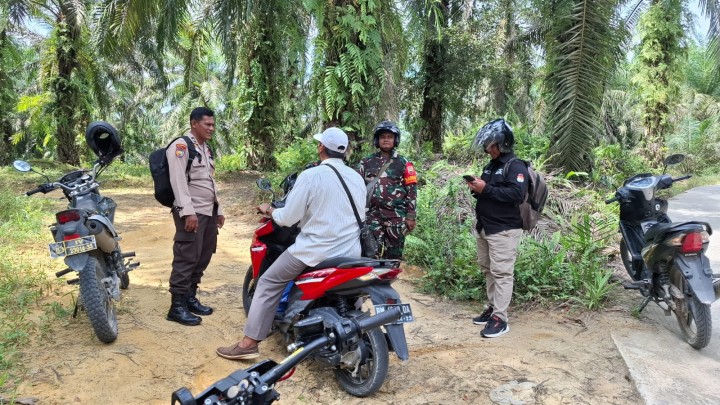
[
  {"x1": 606, "y1": 154, "x2": 717, "y2": 349},
  {"x1": 171, "y1": 307, "x2": 403, "y2": 405},
  {"x1": 13, "y1": 122, "x2": 139, "y2": 343}
]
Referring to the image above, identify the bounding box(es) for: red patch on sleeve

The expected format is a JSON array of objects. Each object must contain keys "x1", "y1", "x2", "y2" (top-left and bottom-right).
[
  {"x1": 404, "y1": 162, "x2": 417, "y2": 185},
  {"x1": 175, "y1": 144, "x2": 187, "y2": 158}
]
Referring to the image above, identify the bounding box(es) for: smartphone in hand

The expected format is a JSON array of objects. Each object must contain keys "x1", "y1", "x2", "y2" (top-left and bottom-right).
[{"x1": 462, "y1": 175, "x2": 475, "y2": 182}]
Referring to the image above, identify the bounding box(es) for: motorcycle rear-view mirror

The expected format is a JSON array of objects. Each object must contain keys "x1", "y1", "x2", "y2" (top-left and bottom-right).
[
  {"x1": 256, "y1": 178, "x2": 272, "y2": 191},
  {"x1": 13, "y1": 160, "x2": 31, "y2": 172},
  {"x1": 664, "y1": 154, "x2": 685, "y2": 166}
]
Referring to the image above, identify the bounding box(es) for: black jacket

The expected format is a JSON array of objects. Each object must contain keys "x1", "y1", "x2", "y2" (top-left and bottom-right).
[{"x1": 472, "y1": 152, "x2": 529, "y2": 235}]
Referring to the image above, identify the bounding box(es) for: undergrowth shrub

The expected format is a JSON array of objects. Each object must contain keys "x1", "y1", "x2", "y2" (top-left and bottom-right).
[{"x1": 405, "y1": 157, "x2": 619, "y2": 310}]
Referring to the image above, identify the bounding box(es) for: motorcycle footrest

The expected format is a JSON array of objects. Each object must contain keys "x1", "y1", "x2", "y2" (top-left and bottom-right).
[
  {"x1": 623, "y1": 282, "x2": 640, "y2": 290},
  {"x1": 126, "y1": 262, "x2": 140, "y2": 270},
  {"x1": 121, "y1": 251, "x2": 136, "y2": 258},
  {"x1": 55, "y1": 268, "x2": 73, "y2": 278},
  {"x1": 67, "y1": 278, "x2": 79, "y2": 285}
]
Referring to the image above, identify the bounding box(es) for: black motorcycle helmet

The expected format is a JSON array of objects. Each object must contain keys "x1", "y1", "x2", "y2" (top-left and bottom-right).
[
  {"x1": 472, "y1": 118, "x2": 515, "y2": 153},
  {"x1": 86, "y1": 121, "x2": 123, "y2": 161},
  {"x1": 373, "y1": 120, "x2": 401, "y2": 148}
]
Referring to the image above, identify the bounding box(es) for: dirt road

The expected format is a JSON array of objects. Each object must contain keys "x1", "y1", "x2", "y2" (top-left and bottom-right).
[{"x1": 16, "y1": 174, "x2": 645, "y2": 404}]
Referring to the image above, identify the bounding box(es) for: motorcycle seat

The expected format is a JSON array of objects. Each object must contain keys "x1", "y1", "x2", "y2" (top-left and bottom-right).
[
  {"x1": 644, "y1": 221, "x2": 712, "y2": 244},
  {"x1": 305, "y1": 256, "x2": 381, "y2": 272}
]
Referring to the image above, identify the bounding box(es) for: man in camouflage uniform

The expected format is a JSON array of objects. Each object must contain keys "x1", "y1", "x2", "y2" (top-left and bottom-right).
[{"x1": 357, "y1": 121, "x2": 417, "y2": 259}]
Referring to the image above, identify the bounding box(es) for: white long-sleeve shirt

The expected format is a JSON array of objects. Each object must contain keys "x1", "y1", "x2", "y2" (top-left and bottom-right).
[{"x1": 272, "y1": 158, "x2": 366, "y2": 266}]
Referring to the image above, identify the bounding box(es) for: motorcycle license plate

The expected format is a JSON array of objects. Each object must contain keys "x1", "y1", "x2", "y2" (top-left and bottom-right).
[
  {"x1": 48, "y1": 235, "x2": 97, "y2": 259},
  {"x1": 374, "y1": 303, "x2": 414, "y2": 324}
]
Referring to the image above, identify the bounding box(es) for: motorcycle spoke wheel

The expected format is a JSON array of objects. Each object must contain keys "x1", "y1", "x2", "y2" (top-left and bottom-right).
[
  {"x1": 79, "y1": 256, "x2": 118, "y2": 343},
  {"x1": 670, "y1": 266, "x2": 712, "y2": 349}
]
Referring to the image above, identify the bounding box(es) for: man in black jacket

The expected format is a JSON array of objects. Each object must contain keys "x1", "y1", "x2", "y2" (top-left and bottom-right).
[{"x1": 465, "y1": 119, "x2": 528, "y2": 338}]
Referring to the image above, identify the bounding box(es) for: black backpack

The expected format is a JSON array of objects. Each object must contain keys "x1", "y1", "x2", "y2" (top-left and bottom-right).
[
  {"x1": 503, "y1": 158, "x2": 549, "y2": 231},
  {"x1": 149, "y1": 136, "x2": 201, "y2": 208}
]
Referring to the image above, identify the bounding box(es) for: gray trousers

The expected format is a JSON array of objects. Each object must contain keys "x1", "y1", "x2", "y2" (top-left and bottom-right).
[
  {"x1": 169, "y1": 210, "x2": 217, "y2": 296},
  {"x1": 244, "y1": 250, "x2": 307, "y2": 341},
  {"x1": 476, "y1": 228, "x2": 523, "y2": 322}
]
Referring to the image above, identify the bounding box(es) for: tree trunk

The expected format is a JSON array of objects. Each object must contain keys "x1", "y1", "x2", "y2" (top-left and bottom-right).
[
  {"x1": 419, "y1": 0, "x2": 449, "y2": 154},
  {"x1": 493, "y1": 2, "x2": 515, "y2": 116},
  {"x1": 54, "y1": 6, "x2": 81, "y2": 166},
  {"x1": 244, "y1": 11, "x2": 277, "y2": 171},
  {"x1": 0, "y1": 29, "x2": 14, "y2": 165}
]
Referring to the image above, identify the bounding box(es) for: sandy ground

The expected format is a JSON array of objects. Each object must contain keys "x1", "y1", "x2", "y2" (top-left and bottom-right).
[{"x1": 15, "y1": 174, "x2": 646, "y2": 404}]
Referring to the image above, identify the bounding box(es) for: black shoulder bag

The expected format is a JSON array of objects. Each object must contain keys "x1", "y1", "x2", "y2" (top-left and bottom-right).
[{"x1": 326, "y1": 164, "x2": 379, "y2": 258}]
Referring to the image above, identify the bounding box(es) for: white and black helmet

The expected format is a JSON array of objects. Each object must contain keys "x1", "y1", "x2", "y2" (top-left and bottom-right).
[{"x1": 472, "y1": 118, "x2": 515, "y2": 153}]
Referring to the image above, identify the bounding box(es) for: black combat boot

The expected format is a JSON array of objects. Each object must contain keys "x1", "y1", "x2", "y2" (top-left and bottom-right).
[
  {"x1": 167, "y1": 293, "x2": 202, "y2": 326},
  {"x1": 187, "y1": 288, "x2": 213, "y2": 316}
]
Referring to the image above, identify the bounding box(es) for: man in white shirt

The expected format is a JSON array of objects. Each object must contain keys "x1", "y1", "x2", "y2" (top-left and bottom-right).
[{"x1": 216, "y1": 127, "x2": 366, "y2": 360}]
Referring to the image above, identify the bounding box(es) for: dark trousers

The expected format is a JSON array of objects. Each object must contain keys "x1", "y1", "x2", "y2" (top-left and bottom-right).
[{"x1": 169, "y1": 210, "x2": 218, "y2": 295}]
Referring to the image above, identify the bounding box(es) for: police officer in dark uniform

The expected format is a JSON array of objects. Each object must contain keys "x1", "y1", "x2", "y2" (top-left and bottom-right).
[
  {"x1": 466, "y1": 118, "x2": 528, "y2": 338},
  {"x1": 357, "y1": 121, "x2": 418, "y2": 260}
]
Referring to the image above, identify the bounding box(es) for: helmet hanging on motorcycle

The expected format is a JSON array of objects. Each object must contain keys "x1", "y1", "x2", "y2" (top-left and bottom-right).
[
  {"x1": 472, "y1": 118, "x2": 515, "y2": 153},
  {"x1": 86, "y1": 121, "x2": 123, "y2": 161},
  {"x1": 373, "y1": 120, "x2": 401, "y2": 148}
]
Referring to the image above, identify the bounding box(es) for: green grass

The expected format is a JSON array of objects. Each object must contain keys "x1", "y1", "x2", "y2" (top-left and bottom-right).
[{"x1": 0, "y1": 174, "x2": 65, "y2": 395}]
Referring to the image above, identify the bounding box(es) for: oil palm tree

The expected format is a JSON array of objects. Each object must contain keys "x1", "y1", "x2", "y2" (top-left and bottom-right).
[{"x1": 542, "y1": 0, "x2": 720, "y2": 171}]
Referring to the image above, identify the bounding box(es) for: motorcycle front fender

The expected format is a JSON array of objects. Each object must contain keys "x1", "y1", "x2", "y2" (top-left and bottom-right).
[
  {"x1": 367, "y1": 285, "x2": 410, "y2": 361},
  {"x1": 675, "y1": 254, "x2": 716, "y2": 304},
  {"x1": 64, "y1": 253, "x2": 90, "y2": 271}
]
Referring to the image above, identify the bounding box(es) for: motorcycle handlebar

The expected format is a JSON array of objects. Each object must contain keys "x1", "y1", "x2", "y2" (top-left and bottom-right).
[
  {"x1": 672, "y1": 175, "x2": 692, "y2": 182},
  {"x1": 26, "y1": 185, "x2": 47, "y2": 196},
  {"x1": 171, "y1": 308, "x2": 403, "y2": 405},
  {"x1": 356, "y1": 306, "x2": 402, "y2": 333},
  {"x1": 604, "y1": 196, "x2": 619, "y2": 204}
]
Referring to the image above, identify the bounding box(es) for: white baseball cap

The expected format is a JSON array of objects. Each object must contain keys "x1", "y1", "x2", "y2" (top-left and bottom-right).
[{"x1": 313, "y1": 127, "x2": 348, "y2": 153}]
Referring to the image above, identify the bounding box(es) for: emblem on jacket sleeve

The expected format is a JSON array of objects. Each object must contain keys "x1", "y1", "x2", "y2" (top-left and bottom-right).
[
  {"x1": 404, "y1": 162, "x2": 417, "y2": 185},
  {"x1": 516, "y1": 173, "x2": 525, "y2": 183},
  {"x1": 175, "y1": 144, "x2": 187, "y2": 158}
]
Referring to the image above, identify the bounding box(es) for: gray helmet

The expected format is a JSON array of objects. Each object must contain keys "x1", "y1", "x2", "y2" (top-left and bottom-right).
[
  {"x1": 472, "y1": 118, "x2": 515, "y2": 153},
  {"x1": 373, "y1": 120, "x2": 400, "y2": 148}
]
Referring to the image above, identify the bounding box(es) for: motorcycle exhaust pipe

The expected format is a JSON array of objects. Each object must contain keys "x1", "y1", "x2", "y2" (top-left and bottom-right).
[{"x1": 87, "y1": 219, "x2": 117, "y2": 253}]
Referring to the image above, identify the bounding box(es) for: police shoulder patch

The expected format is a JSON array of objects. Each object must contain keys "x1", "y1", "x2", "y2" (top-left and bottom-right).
[{"x1": 175, "y1": 143, "x2": 187, "y2": 158}]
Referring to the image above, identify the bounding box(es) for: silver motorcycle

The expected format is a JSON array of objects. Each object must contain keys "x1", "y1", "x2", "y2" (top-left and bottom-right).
[{"x1": 14, "y1": 122, "x2": 138, "y2": 343}]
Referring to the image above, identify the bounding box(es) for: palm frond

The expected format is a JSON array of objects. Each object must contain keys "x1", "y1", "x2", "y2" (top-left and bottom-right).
[
  {"x1": 698, "y1": 0, "x2": 720, "y2": 75},
  {"x1": 545, "y1": 0, "x2": 623, "y2": 171}
]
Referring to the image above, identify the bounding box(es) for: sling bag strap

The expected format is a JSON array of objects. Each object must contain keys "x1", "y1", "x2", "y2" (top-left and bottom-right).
[
  {"x1": 326, "y1": 164, "x2": 364, "y2": 230},
  {"x1": 365, "y1": 158, "x2": 394, "y2": 208}
]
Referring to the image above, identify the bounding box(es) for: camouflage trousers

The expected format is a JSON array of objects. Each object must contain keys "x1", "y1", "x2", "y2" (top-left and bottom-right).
[{"x1": 368, "y1": 219, "x2": 407, "y2": 260}]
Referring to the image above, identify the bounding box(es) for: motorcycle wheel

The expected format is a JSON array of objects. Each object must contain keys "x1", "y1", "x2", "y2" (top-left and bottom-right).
[
  {"x1": 79, "y1": 256, "x2": 118, "y2": 343},
  {"x1": 670, "y1": 266, "x2": 712, "y2": 349},
  {"x1": 311, "y1": 307, "x2": 389, "y2": 397},
  {"x1": 242, "y1": 265, "x2": 256, "y2": 316},
  {"x1": 619, "y1": 239, "x2": 633, "y2": 276}
]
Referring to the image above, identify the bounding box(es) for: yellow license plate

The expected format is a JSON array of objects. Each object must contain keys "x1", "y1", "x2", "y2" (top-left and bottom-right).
[{"x1": 49, "y1": 235, "x2": 97, "y2": 258}]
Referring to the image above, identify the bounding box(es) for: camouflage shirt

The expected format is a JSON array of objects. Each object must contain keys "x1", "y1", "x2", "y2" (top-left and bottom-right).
[{"x1": 357, "y1": 151, "x2": 417, "y2": 222}]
